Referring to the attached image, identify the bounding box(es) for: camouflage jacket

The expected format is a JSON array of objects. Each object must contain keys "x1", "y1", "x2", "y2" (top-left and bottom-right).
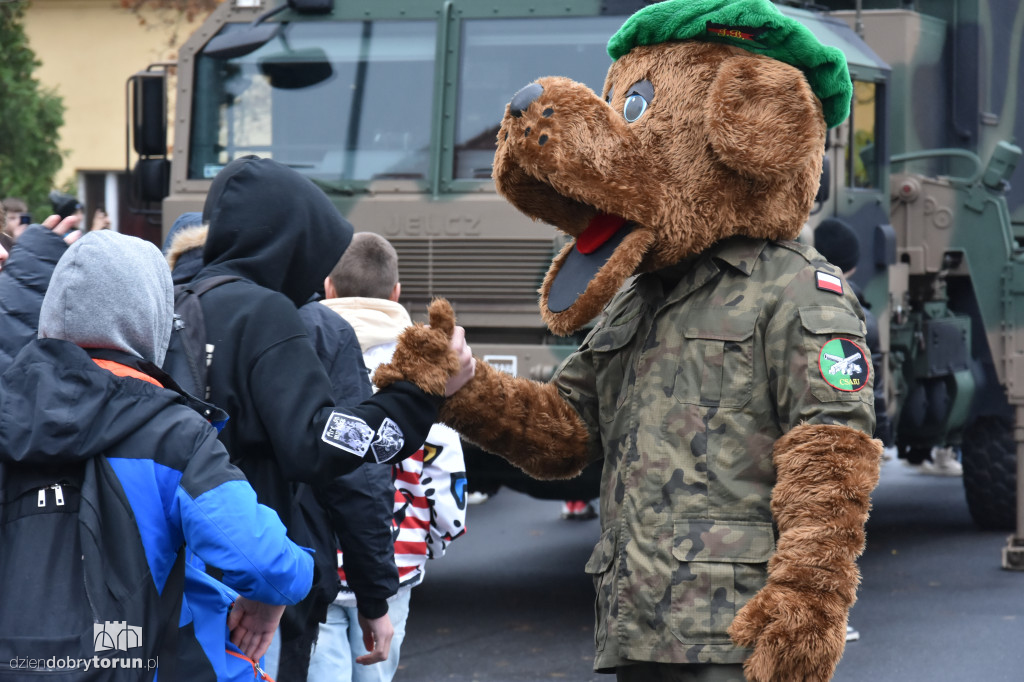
[{"x1": 552, "y1": 236, "x2": 875, "y2": 669}]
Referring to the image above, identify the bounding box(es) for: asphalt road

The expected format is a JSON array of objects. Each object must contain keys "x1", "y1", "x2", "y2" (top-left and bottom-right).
[{"x1": 397, "y1": 458, "x2": 1024, "y2": 681}]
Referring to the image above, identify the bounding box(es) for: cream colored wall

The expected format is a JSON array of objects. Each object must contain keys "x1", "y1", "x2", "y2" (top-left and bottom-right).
[{"x1": 23, "y1": 0, "x2": 211, "y2": 186}]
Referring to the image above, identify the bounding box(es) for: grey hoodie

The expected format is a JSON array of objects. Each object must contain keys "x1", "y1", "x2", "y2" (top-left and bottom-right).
[{"x1": 38, "y1": 231, "x2": 174, "y2": 367}]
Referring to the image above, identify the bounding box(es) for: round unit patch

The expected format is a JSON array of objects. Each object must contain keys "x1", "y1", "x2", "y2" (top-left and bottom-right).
[{"x1": 818, "y1": 338, "x2": 869, "y2": 392}]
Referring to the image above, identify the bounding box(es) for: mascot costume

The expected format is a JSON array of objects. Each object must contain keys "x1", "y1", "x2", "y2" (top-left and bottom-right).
[{"x1": 377, "y1": 0, "x2": 883, "y2": 680}]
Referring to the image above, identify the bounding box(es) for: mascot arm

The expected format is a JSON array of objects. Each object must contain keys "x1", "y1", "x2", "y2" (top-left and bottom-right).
[
  {"x1": 729, "y1": 424, "x2": 881, "y2": 682},
  {"x1": 729, "y1": 277, "x2": 882, "y2": 682},
  {"x1": 374, "y1": 299, "x2": 591, "y2": 480}
]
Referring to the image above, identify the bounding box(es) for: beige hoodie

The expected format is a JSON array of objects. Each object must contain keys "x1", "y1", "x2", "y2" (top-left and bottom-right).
[{"x1": 320, "y1": 297, "x2": 411, "y2": 355}]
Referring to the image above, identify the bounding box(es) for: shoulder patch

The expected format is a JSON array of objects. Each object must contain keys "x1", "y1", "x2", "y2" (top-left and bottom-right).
[
  {"x1": 322, "y1": 412, "x2": 374, "y2": 456},
  {"x1": 370, "y1": 418, "x2": 405, "y2": 464},
  {"x1": 815, "y1": 270, "x2": 844, "y2": 295},
  {"x1": 819, "y1": 338, "x2": 868, "y2": 392}
]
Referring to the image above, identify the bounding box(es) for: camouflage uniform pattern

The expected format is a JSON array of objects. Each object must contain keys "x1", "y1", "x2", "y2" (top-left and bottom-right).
[{"x1": 551, "y1": 236, "x2": 875, "y2": 670}]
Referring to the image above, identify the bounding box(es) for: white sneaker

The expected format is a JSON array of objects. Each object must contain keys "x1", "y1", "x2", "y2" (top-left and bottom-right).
[
  {"x1": 466, "y1": 491, "x2": 491, "y2": 505},
  {"x1": 846, "y1": 625, "x2": 860, "y2": 642},
  {"x1": 918, "y1": 447, "x2": 963, "y2": 476},
  {"x1": 881, "y1": 446, "x2": 897, "y2": 462}
]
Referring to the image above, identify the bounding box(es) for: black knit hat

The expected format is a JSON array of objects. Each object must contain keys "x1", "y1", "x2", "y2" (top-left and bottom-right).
[{"x1": 814, "y1": 218, "x2": 860, "y2": 274}]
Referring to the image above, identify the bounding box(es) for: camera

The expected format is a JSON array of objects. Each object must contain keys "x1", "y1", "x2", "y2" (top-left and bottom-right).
[{"x1": 19, "y1": 214, "x2": 31, "y2": 225}]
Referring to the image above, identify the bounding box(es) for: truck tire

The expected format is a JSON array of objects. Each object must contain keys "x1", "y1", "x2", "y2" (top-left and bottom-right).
[{"x1": 962, "y1": 415, "x2": 1017, "y2": 530}]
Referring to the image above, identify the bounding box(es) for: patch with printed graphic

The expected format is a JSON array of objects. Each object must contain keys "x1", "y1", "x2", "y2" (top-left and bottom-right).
[
  {"x1": 322, "y1": 412, "x2": 374, "y2": 455},
  {"x1": 815, "y1": 270, "x2": 844, "y2": 295},
  {"x1": 819, "y1": 338, "x2": 869, "y2": 392},
  {"x1": 370, "y1": 418, "x2": 405, "y2": 463}
]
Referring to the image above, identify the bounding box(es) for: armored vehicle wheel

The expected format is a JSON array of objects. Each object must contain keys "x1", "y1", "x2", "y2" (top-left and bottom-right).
[{"x1": 962, "y1": 416, "x2": 1017, "y2": 531}]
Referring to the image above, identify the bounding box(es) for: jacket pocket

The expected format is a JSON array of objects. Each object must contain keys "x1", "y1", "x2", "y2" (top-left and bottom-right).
[
  {"x1": 584, "y1": 528, "x2": 617, "y2": 654},
  {"x1": 799, "y1": 307, "x2": 869, "y2": 401},
  {"x1": 668, "y1": 519, "x2": 775, "y2": 643},
  {"x1": 590, "y1": 315, "x2": 643, "y2": 422},
  {"x1": 674, "y1": 309, "x2": 758, "y2": 408}
]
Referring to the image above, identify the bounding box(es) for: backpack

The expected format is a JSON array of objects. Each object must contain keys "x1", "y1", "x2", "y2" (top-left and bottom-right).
[
  {"x1": 0, "y1": 459, "x2": 185, "y2": 679},
  {"x1": 164, "y1": 275, "x2": 241, "y2": 400}
]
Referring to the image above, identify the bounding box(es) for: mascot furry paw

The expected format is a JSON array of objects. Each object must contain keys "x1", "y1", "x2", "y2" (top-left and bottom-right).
[{"x1": 377, "y1": 0, "x2": 882, "y2": 679}]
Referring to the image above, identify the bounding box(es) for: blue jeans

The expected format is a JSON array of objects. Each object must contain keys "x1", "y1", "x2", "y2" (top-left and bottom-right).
[
  {"x1": 262, "y1": 627, "x2": 280, "y2": 678},
  {"x1": 307, "y1": 589, "x2": 412, "y2": 682}
]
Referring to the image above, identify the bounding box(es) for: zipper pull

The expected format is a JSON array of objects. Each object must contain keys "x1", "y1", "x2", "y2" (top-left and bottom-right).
[
  {"x1": 52, "y1": 483, "x2": 65, "y2": 506},
  {"x1": 38, "y1": 488, "x2": 46, "y2": 507}
]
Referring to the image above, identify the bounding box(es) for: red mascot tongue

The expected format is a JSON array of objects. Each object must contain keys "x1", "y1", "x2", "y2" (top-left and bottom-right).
[
  {"x1": 547, "y1": 213, "x2": 631, "y2": 313},
  {"x1": 576, "y1": 213, "x2": 628, "y2": 254}
]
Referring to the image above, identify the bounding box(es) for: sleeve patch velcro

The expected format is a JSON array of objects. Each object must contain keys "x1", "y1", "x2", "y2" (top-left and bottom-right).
[
  {"x1": 818, "y1": 338, "x2": 869, "y2": 392},
  {"x1": 815, "y1": 271, "x2": 844, "y2": 295},
  {"x1": 322, "y1": 411, "x2": 374, "y2": 456},
  {"x1": 370, "y1": 418, "x2": 405, "y2": 464}
]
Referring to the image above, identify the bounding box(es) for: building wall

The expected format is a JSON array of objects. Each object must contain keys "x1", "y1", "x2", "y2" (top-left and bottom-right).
[{"x1": 23, "y1": 0, "x2": 211, "y2": 186}]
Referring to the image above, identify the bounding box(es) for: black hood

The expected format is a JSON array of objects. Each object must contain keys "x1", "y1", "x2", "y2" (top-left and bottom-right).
[
  {"x1": 0, "y1": 340, "x2": 179, "y2": 466},
  {"x1": 200, "y1": 156, "x2": 354, "y2": 307}
]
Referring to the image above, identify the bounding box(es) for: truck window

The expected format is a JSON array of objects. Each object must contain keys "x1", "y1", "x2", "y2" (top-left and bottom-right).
[
  {"x1": 847, "y1": 80, "x2": 881, "y2": 189},
  {"x1": 454, "y1": 17, "x2": 620, "y2": 180},
  {"x1": 189, "y1": 19, "x2": 437, "y2": 183}
]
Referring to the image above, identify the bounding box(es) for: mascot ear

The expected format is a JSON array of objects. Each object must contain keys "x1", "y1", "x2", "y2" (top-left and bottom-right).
[{"x1": 705, "y1": 54, "x2": 826, "y2": 181}]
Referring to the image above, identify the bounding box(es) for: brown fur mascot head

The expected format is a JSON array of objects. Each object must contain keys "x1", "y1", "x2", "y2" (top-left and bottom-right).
[{"x1": 493, "y1": 0, "x2": 852, "y2": 336}]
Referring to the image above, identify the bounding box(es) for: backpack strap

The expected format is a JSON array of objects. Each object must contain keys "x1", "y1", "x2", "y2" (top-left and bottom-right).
[{"x1": 172, "y1": 275, "x2": 242, "y2": 399}]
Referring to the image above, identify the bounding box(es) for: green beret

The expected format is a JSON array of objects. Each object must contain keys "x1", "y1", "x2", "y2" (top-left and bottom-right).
[{"x1": 607, "y1": 0, "x2": 852, "y2": 128}]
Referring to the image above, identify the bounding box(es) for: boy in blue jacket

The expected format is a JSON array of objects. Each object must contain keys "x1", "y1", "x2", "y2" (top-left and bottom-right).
[{"x1": 0, "y1": 230, "x2": 312, "y2": 680}]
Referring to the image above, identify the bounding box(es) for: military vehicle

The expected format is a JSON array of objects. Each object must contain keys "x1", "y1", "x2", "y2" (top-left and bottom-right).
[
  {"x1": 811, "y1": 0, "x2": 1024, "y2": 571},
  {"x1": 128, "y1": 0, "x2": 1024, "y2": 565}
]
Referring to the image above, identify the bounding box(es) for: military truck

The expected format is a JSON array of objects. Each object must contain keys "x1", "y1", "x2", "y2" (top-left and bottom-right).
[
  {"x1": 810, "y1": 0, "x2": 1024, "y2": 571},
  {"x1": 128, "y1": 0, "x2": 1024, "y2": 565}
]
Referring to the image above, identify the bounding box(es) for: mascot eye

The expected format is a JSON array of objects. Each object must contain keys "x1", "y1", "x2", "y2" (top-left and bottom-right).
[{"x1": 623, "y1": 94, "x2": 648, "y2": 122}]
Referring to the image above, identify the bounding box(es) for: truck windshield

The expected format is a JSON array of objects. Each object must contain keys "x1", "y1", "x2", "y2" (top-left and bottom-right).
[
  {"x1": 189, "y1": 19, "x2": 437, "y2": 182},
  {"x1": 454, "y1": 17, "x2": 619, "y2": 179}
]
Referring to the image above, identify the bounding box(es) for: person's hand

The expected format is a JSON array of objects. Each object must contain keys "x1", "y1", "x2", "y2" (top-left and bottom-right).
[
  {"x1": 41, "y1": 214, "x2": 82, "y2": 245},
  {"x1": 445, "y1": 325, "x2": 476, "y2": 396},
  {"x1": 355, "y1": 612, "x2": 394, "y2": 665},
  {"x1": 227, "y1": 596, "x2": 286, "y2": 661}
]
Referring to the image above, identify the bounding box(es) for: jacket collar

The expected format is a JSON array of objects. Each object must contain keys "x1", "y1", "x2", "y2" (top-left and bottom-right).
[
  {"x1": 87, "y1": 348, "x2": 230, "y2": 429},
  {"x1": 635, "y1": 236, "x2": 768, "y2": 309}
]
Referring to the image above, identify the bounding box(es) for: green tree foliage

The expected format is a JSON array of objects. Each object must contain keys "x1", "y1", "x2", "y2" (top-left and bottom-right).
[{"x1": 0, "y1": 2, "x2": 65, "y2": 214}]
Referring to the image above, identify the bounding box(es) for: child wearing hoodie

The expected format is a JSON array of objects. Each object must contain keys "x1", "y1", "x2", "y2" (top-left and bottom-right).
[
  {"x1": 307, "y1": 232, "x2": 468, "y2": 682},
  {"x1": 0, "y1": 230, "x2": 313, "y2": 681}
]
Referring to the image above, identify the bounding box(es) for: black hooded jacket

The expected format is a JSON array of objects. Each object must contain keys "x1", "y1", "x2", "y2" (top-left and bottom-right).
[
  {"x1": 299, "y1": 300, "x2": 398, "y2": 619},
  {"x1": 0, "y1": 225, "x2": 68, "y2": 374},
  {"x1": 176, "y1": 156, "x2": 440, "y2": 529}
]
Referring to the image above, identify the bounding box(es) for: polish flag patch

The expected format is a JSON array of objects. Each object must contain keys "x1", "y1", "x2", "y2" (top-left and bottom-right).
[{"x1": 815, "y1": 271, "x2": 843, "y2": 295}]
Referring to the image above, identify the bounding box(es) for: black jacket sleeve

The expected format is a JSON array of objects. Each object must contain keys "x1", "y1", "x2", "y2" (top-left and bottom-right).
[
  {"x1": 299, "y1": 302, "x2": 399, "y2": 618},
  {"x1": 0, "y1": 226, "x2": 68, "y2": 373}
]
